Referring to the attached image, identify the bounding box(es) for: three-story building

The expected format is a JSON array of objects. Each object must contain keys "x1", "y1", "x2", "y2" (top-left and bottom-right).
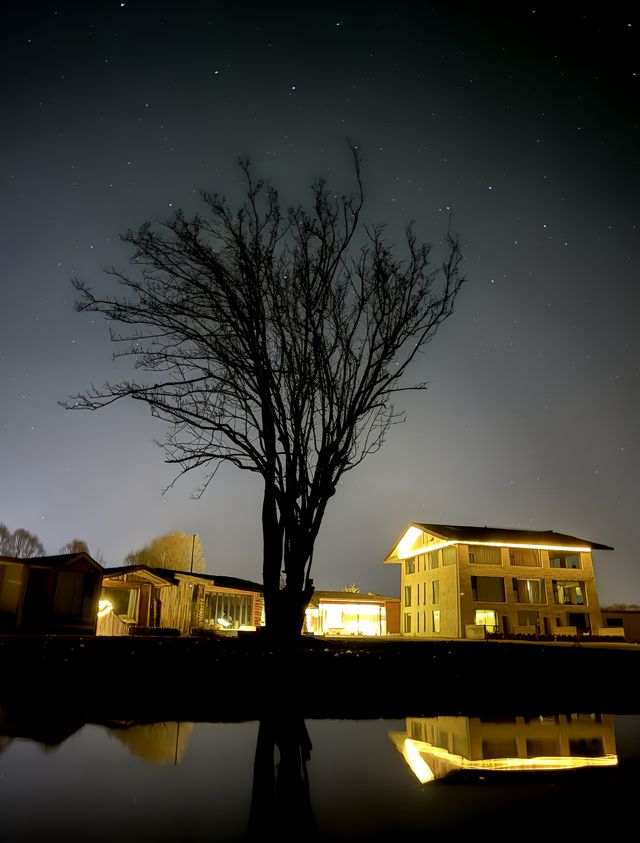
[{"x1": 383, "y1": 523, "x2": 613, "y2": 639}]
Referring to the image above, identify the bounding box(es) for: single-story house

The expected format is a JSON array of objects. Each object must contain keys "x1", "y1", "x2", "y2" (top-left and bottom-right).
[
  {"x1": 304, "y1": 590, "x2": 400, "y2": 636},
  {"x1": 0, "y1": 552, "x2": 103, "y2": 635},
  {"x1": 600, "y1": 608, "x2": 640, "y2": 642},
  {"x1": 97, "y1": 566, "x2": 264, "y2": 636}
]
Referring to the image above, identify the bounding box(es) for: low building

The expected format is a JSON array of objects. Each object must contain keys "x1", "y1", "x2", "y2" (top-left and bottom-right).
[
  {"x1": 304, "y1": 590, "x2": 400, "y2": 636},
  {"x1": 383, "y1": 522, "x2": 613, "y2": 640},
  {"x1": 97, "y1": 565, "x2": 264, "y2": 636},
  {"x1": 0, "y1": 552, "x2": 103, "y2": 635},
  {"x1": 600, "y1": 608, "x2": 640, "y2": 642}
]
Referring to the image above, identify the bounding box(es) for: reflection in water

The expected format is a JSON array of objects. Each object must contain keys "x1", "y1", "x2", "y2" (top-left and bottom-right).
[
  {"x1": 108, "y1": 721, "x2": 195, "y2": 765},
  {"x1": 247, "y1": 716, "x2": 317, "y2": 841},
  {"x1": 1, "y1": 707, "x2": 637, "y2": 840},
  {"x1": 389, "y1": 713, "x2": 618, "y2": 783}
]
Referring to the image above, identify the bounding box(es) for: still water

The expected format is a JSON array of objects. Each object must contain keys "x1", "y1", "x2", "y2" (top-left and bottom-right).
[{"x1": 1, "y1": 711, "x2": 639, "y2": 841}]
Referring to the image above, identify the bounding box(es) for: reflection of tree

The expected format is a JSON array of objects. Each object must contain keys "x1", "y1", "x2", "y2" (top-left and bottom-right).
[
  {"x1": 247, "y1": 717, "x2": 317, "y2": 841},
  {"x1": 109, "y1": 721, "x2": 194, "y2": 765}
]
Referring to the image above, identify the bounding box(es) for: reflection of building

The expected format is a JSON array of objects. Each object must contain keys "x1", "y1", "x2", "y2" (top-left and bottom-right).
[
  {"x1": 383, "y1": 523, "x2": 613, "y2": 640},
  {"x1": 389, "y1": 713, "x2": 618, "y2": 783},
  {"x1": 97, "y1": 566, "x2": 264, "y2": 636},
  {"x1": 304, "y1": 590, "x2": 400, "y2": 636},
  {"x1": 0, "y1": 552, "x2": 102, "y2": 635}
]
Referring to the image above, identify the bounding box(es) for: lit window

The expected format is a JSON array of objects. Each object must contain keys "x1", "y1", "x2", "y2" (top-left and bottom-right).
[
  {"x1": 553, "y1": 581, "x2": 585, "y2": 605},
  {"x1": 432, "y1": 610, "x2": 441, "y2": 633},
  {"x1": 432, "y1": 580, "x2": 440, "y2": 605},
  {"x1": 474, "y1": 609, "x2": 498, "y2": 631}
]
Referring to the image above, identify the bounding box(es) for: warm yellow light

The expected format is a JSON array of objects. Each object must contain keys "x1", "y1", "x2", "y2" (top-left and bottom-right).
[
  {"x1": 467, "y1": 540, "x2": 591, "y2": 552},
  {"x1": 403, "y1": 739, "x2": 435, "y2": 783},
  {"x1": 397, "y1": 526, "x2": 423, "y2": 558},
  {"x1": 390, "y1": 536, "x2": 591, "y2": 562},
  {"x1": 401, "y1": 738, "x2": 617, "y2": 781},
  {"x1": 217, "y1": 617, "x2": 231, "y2": 627},
  {"x1": 97, "y1": 599, "x2": 113, "y2": 618}
]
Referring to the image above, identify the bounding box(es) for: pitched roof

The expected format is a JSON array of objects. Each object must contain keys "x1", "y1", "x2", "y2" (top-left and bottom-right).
[
  {"x1": 385, "y1": 523, "x2": 614, "y2": 560},
  {"x1": 0, "y1": 552, "x2": 104, "y2": 571},
  {"x1": 101, "y1": 565, "x2": 264, "y2": 593}
]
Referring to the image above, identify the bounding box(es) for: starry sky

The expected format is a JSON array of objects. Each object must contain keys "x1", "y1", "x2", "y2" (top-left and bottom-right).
[{"x1": 1, "y1": 2, "x2": 639, "y2": 605}]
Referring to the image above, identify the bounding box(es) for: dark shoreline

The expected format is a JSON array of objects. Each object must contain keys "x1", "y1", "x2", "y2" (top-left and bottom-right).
[{"x1": 2, "y1": 634, "x2": 639, "y2": 724}]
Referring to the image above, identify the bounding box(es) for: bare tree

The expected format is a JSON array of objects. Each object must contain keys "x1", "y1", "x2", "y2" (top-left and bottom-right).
[
  {"x1": 63, "y1": 148, "x2": 465, "y2": 638},
  {"x1": 0, "y1": 523, "x2": 46, "y2": 558}
]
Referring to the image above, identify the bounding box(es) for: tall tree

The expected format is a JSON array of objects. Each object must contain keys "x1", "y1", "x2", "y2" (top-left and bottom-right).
[
  {"x1": 0, "y1": 523, "x2": 46, "y2": 557},
  {"x1": 59, "y1": 539, "x2": 90, "y2": 554},
  {"x1": 64, "y1": 149, "x2": 465, "y2": 638},
  {"x1": 125, "y1": 531, "x2": 206, "y2": 573}
]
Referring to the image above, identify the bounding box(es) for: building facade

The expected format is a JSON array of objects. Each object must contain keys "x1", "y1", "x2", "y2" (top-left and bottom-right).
[{"x1": 383, "y1": 523, "x2": 613, "y2": 640}]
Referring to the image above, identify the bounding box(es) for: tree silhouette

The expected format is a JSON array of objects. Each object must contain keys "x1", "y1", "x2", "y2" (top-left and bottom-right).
[
  {"x1": 59, "y1": 539, "x2": 90, "y2": 555},
  {"x1": 0, "y1": 523, "x2": 45, "y2": 557},
  {"x1": 63, "y1": 148, "x2": 465, "y2": 638}
]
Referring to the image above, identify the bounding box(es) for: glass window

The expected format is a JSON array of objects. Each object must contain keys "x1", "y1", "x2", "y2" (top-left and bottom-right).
[
  {"x1": 553, "y1": 581, "x2": 585, "y2": 605},
  {"x1": 405, "y1": 558, "x2": 415, "y2": 575},
  {"x1": 471, "y1": 576, "x2": 506, "y2": 602},
  {"x1": 514, "y1": 578, "x2": 546, "y2": 603},
  {"x1": 404, "y1": 585, "x2": 412, "y2": 607},
  {"x1": 403, "y1": 613, "x2": 412, "y2": 633},
  {"x1": 432, "y1": 609, "x2": 441, "y2": 633},
  {"x1": 428, "y1": 550, "x2": 440, "y2": 570},
  {"x1": 468, "y1": 546, "x2": 502, "y2": 565},
  {"x1": 549, "y1": 552, "x2": 581, "y2": 569},
  {"x1": 432, "y1": 580, "x2": 440, "y2": 605},
  {"x1": 442, "y1": 546, "x2": 457, "y2": 566},
  {"x1": 474, "y1": 609, "x2": 498, "y2": 631},
  {"x1": 517, "y1": 610, "x2": 539, "y2": 627},
  {"x1": 509, "y1": 548, "x2": 541, "y2": 567}
]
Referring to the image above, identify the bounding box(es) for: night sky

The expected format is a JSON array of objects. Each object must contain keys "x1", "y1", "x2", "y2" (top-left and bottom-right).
[{"x1": 2, "y1": 2, "x2": 639, "y2": 605}]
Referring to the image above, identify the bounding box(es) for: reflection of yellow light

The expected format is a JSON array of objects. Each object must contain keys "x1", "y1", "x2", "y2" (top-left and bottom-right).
[
  {"x1": 397, "y1": 526, "x2": 423, "y2": 558},
  {"x1": 97, "y1": 600, "x2": 113, "y2": 618},
  {"x1": 217, "y1": 617, "x2": 231, "y2": 627},
  {"x1": 401, "y1": 738, "x2": 617, "y2": 781},
  {"x1": 403, "y1": 739, "x2": 435, "y2": 783}
]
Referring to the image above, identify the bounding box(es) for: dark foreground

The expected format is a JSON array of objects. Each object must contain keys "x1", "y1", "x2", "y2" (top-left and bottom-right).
[{"x1": 1, "y1": 633, "x2": 639, "y2": 723}]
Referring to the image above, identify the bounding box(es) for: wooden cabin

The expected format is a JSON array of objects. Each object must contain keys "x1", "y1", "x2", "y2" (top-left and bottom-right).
[
  {"x1": 0, "y1": 552, "x2": 103, "y2": 635},
  {"x1": 97, "y1": 566, "x2": 264, "y2": 636}
]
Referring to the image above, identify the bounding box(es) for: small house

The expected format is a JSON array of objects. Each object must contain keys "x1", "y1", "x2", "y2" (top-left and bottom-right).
[
  {"x1": 97, "y1": 566, "x2": 264, "y2": 636},
  {"x1": 0, "y1": 552, "x2": 103, "y2": 635},
  {"x1": 304, "y1": 590, "x2": 400, "y2": 636}
]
